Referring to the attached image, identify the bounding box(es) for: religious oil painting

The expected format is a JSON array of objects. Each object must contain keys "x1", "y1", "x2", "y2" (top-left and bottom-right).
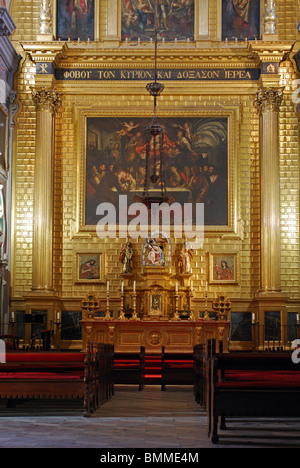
[
  {"x1": 85, "y1": 117, "x2": 228, "y2": 227},
  {"x1": 222, "y1": 0, "x2": 260, "y2": 41},
  {"x1": 76, "y1": 253, "x2": 101, "y2": 283},
  {"x1": 141, "y1": 235, "x2": 172, "y2": 267},
  {"x1": 209, "y1": 253, "x2": 237, "y2": 284},
  {"x1": 121, "y1": 0, "x2": 194, "y2": 42},
  {"x1": 56, "y1": 0, "x2": 95, "y2": 41}
]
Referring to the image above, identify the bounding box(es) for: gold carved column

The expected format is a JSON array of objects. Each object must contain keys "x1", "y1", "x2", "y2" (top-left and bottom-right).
[
  {"x1": 255, "y1": 86, "x2": 283, "y2": 293},
  {"x1": 31, "y1": 87, "x2": 59, "y2": 292},
  {"x1": 254, "y1": 80, "x2": 288, "y2": 350}
]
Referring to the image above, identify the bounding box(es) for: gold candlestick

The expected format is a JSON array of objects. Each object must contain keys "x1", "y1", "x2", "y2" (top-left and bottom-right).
[
  {"x1": 203, "y1": 290, "x2": 209, "y2": 321},
  {"x1": 105, "y1": 290, "x2": 110, "y2": 320},
  {"x1": 172, "y1": 289, "x2": 180, "y2": 321},
  {"x1": 188, "y1": 290, "x2": 195, "y2": 321},
  {"x1": 131, "y1": 291, "x2": 139, "y2": 321},
  {"x1": 119, "y1": 292, "x2": 126, "y2": 320}
]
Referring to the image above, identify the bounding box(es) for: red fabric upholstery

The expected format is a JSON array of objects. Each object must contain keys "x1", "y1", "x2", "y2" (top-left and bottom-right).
[
  {"x1": 218, "y1": 380, "x2": 300, "y2": 389},
  {"x1": 0, "y1": 372, "x2": 84, "y2": 380},
  {"x1": 5, "y1": 353, "x2": 85, "y2": 363},
  {"x1": 225, "y1": 370, "x2": 300, "y2": 381},
  {"x1": 218, "y1": 370, "x2": 300, "y2": 389}
]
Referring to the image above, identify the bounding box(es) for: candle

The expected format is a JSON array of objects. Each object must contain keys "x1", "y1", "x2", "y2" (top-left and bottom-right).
[
  {"x1": 175, "y1": 282, "x2": 178, "y2": 292},
  {"x1": 205, "y1": 281, "x2": 208, "y2": 292},
  {"x1": 133, "y1": 281, "x2": 136, "y2": 292},
  {"x1": 252, "y1": 313, "x2": 255, "y2": 323},
  {"x1": 107, "y1": 281, "x2": 109, "y2": 291},
  {"x1": 121, "y1": 281, "x2": 124, "y2": 293},
  {"x1": 12, "y1": 311, "x2": 14, "y2": 321},
  {"x1": 57, "y1": 312, "x2": 60, "y2": 321}
]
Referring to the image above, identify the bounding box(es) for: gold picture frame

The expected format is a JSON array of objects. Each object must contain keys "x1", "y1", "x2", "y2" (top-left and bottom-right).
[
  {"x1": 75, "y1": 252, "x2": 103, "y2": 283},
  {"x1": 76, "y1": 106, "x2": 239, "y2": 236},
  {"x1": 209, "y1": 252, "x2": 238, "y2": 284}
]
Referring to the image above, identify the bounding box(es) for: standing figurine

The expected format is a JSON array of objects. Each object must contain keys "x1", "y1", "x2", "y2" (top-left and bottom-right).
[
  {"x1": 120, "y1": 241, "x2": 134, "y2": 274},
  {"x1": 178, "y1": 241, "x2": 194, "y2": 274}
]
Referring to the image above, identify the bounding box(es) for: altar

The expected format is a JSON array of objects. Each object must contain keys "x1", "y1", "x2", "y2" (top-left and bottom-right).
[
  {"x1": 81, "y1": 239, "x2": 231, "y2": 353},
  {"x1": 81, "y1": 318, "x2": 230, "y2": 353}
]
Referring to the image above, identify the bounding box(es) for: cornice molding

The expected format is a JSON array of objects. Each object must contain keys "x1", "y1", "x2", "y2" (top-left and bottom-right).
[
  {"x1": 21, "y1": 41, "x2": 261, "y2": 69},
  {"x1": 249, "y1": 40, "x2": 294, "y2": 64},
  {"x1": 20, "y1": 40, "x2": 296, "y2": 72}
]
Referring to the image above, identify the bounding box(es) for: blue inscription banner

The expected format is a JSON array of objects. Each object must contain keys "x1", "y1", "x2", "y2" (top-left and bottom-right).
[{"x1": 36, "y1": 64, "x2": 260, "y2": 81}]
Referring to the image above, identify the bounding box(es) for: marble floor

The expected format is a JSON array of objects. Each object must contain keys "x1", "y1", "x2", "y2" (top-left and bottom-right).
[{"x1": 0, "y1": 385, "x2": 300, "y2": 449}]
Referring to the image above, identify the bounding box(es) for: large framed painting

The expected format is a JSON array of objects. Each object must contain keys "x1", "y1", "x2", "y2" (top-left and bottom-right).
[
  {"x1": 56, "y1": 0, "x2": 95, "y2": 41},
  {"x1": 222, "y1": 0, "x2": 260, "y2": 41},
  {"x1": 85, "y1": 116, "x2": 228, "y2": 227},
  {"x1": 0, "y1": 105, "x2": 8, "y2": 171},
  {"x1": 121, "y1": 0, "x2": 194, "y2": 42}
]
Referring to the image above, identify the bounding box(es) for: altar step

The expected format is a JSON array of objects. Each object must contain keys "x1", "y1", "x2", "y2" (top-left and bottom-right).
[{"x1": 145, "y1": 354, "x2": 162, "y2": 385}]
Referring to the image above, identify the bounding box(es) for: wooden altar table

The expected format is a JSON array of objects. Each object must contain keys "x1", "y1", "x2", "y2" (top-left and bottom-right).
[{"x1": 81, "y1": 319, "x2": 230, "y2": 353}]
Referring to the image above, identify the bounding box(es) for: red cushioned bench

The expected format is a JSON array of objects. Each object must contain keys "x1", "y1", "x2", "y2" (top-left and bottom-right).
[
  {"x1": 209, "y1": 350, "x2": 300, "y2": 444},
  {"x1": 0, "y1": 343, "x2": 114, "y2": 416},
  {"x1": 161, "y1": 347, "x2": 194, "y2": 391},
  {"x1": 114, "y1": 346, "x2": 145, "y2": 391}
]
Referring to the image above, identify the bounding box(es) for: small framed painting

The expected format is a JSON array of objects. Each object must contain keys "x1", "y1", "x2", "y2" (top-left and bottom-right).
[
  {"x1": 76, "y1": 252, "x2": 102, "y2": 283},
  {"x1": 222, "y1": 0, "x2": 260, "y2": 41},
  {"x1": 56, "y1": 0, "x2": 95, "y2": 41},
  {"x1": 209, "y1": 253, "x2": 238, "y2": 284}
]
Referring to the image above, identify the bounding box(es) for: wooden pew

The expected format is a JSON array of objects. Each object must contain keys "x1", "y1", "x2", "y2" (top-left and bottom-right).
[
  {"x1": 193, "y1": 339, "x2": 218, "y2": 438},
  {"x1": 0, "y1": 343, "x2": 114, "y2": 417},
  {"x1": 209, "y1": 350, "x2": 300, "y2": 444},
  {"x1": 113, "y1": 346, "x2": 145, "y2": 391},
  {"x1": 161, "y1": 347, "x2": 194, "y2": 391},
  {"x1": 85, "y1": 343, "x2": 114, "y2": 414}
]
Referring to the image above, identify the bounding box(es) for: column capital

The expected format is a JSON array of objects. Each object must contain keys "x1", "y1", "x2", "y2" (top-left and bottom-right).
[
  {"x1": 32, "y1": 87, "x2": 60, "y2": 113},
  {"x1": 255, "y1": 87, "x2": 284, "y2": 114}
]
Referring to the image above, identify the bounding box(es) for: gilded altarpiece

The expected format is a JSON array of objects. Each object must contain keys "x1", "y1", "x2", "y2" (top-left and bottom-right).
[{"x1": 7, "y1": 0, "x2": 300, "y2": 351}]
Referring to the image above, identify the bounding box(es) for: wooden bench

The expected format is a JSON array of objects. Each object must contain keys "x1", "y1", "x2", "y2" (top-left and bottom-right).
[
  {"x1": 193, "y1": 340, "x2": 223, "y2": 408},
  {"x1": 209, "y1": 348, "x2": 300, "y2": 443},
  {"x1": 0, "y1": 343, "x2": 114, "y2": 417},
  {"x1": 113, "y1": 346, "x2": 145, "y2": 391},
  {"x1": 161, "y1": 347, "x2": 194, "y2": 391}
]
